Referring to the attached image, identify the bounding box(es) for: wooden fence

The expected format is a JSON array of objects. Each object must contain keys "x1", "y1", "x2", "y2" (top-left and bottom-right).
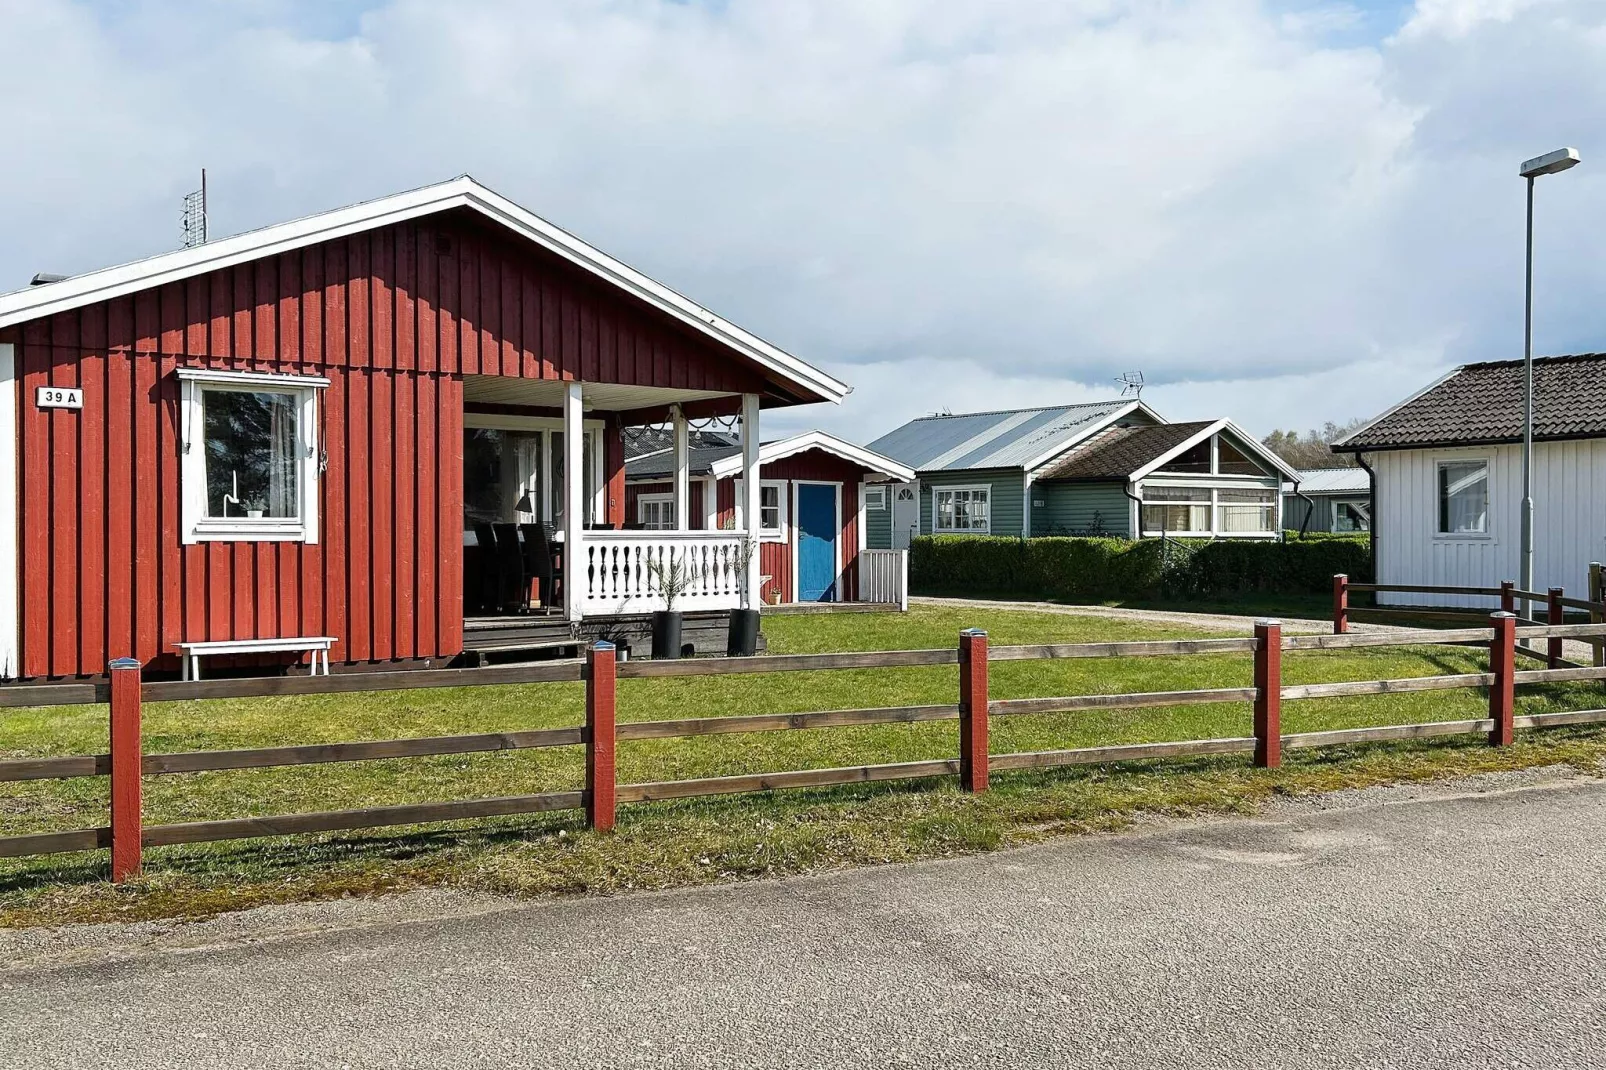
[
  {"x1": 4, "y1": 613, "x2": 1606, "y2": 882},
  {"x1": 1334, "y1": 564, "x2": 1606, "y2": 670}
]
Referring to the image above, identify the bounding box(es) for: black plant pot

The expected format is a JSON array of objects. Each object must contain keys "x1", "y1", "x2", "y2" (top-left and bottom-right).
[
  {"x1": 726, "y1": 608, "x2": 761, "y2": 658},
  {"x1": 651, "y1": 610, "x2": 684, "y2": 660}
]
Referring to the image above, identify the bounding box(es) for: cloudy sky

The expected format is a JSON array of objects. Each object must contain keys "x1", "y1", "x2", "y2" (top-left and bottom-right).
[{"x1": 2, "y1": 0, "x2": 1602, "y2": 441}]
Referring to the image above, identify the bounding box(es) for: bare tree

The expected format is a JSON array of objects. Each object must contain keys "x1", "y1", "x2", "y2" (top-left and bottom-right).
[{"x1": 1262, "y1": 419, "x2": 1367, "y2": 470}]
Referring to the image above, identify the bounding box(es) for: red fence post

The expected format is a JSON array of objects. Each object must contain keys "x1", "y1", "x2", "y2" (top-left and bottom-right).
[
  {"x1": 1500, "y1": 581, "x2": 1515, "y2": 616},
  {"x1": 108, "y1": 657, "x2": 143, "y2": 883},
  {"x1": 1332, "y1": 574, "x2": 1349, "y2": 635},
  {"x1": 585, "y1": 641, "x2": 617, "y2": 831},
  {"x1": 958, "y1": 629, "x2": 989, "y2": 793},
  {"x1": 1253, "y1": 620, "x2": 1282, "y2": 769},
  {"x1": 1548, "y1": 587, "x2": 1565, "y2": 669},
  {"x1": 1490, "y1": 612, "x2": 1515, "y2": 747}
]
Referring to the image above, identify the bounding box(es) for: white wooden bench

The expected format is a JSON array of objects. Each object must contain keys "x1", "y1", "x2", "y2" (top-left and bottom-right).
[{"x1": 175, "y1": 637, "x2": 336, "y2": 680}]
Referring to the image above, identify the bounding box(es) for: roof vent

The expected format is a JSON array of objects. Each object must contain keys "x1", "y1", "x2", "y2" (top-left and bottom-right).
[{"x1": 30, "y1": 272, "x2": 69, "y2": 286}]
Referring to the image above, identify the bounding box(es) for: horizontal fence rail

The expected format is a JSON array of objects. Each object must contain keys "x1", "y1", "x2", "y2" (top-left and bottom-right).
[{"x1": 5, "y1": 616, "x2": 1606, "y2": 878}]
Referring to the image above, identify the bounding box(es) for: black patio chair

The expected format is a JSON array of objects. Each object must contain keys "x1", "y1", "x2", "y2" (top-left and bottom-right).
[
  {"x1": 470, "y1": 521, "x2": 501, "y2": 613},
  {"x1": 492, "y1": 522, "x2": 529, "y2": 613},
  {"x1": 519, "y1": 522, "x2": 559, "y2": 612}
]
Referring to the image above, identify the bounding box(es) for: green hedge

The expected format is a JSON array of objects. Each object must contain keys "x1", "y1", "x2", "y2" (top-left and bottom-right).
[{"x1": 909, "y1": 534, "x2": 1371, "y2": 600}]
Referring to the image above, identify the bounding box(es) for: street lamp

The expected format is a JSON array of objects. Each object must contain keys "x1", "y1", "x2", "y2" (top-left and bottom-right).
[{"x1": 1517, "y1": 147, "x2": 1580, "y2": 606}]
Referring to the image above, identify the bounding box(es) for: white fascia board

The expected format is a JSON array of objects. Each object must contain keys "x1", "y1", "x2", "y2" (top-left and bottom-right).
[
  {"x1": 1128, "y1": 419, "x2": 1230, "y2": 481},
  {"x1": 1330, "y1": 366, "x2": 1463, "y2": 450},
  {"x1": 707, "y1": 430, "x2": 915, "y2": 482},
  {"x1": 1022, "y1": 400, "x2": 1147, "y2": 475},
  {"x1": 1215, "y1": 419, "x2": 1302, "y2": 480},
  {"x1": 0, "y1": 176, "x2": 851, "y2": 406}
]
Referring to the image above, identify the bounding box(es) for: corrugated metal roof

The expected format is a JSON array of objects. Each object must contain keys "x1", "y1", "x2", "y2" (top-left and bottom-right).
[
  {"x1": 1293, "y1": 468, "x2": 1369, "y2": 494},
  {"x1": 867, "y1": 401, "x2": 1131, "y2": 472},
  {"x1": 1337, "y1": 353, "x2": 1606, "y2": 451}
]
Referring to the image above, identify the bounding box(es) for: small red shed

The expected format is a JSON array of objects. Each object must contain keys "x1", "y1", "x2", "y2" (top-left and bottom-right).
[
  {"x1": 625, "y1": 430, "x2": 913, "y2": 604},
  {"x1": 0, "y1": 177, "x2": 851, "y2": 678}
]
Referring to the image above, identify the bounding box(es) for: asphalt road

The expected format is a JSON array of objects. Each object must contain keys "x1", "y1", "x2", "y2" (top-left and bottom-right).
[{"x1": 4, "y1": 771, "x2": 1606, "y2": 1069}]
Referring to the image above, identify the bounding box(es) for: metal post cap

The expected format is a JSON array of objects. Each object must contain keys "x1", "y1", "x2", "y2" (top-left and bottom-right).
[
  {"x1": 108, "y1": 657, "x2": 141, "y2": 670},
  {"x1": 960, "y1": 628, "x2": 988, "y2": 637},
  {"x1": 1255, "y1": 619, "x2": 1282, "y2": 627},
  {"x1": 1491, "y1": 611, "x2": 1516, "y2": 619},
  {"x1": 592, "y1": 640, "x2": 615, "y2": 651}
]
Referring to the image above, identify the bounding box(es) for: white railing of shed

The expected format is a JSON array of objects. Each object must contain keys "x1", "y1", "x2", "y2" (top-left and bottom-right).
[
  {"x1": 577, "y1": 531, "x2": 749, "y2": 616},
  {"x1": 859, "y1": 549, "x2": 908, "y2": 611}
]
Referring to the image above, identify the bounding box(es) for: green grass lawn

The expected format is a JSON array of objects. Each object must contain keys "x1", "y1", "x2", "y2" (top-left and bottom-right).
[{"x1": 2, "y1": 603, "x2": 1603, "y2": 926}]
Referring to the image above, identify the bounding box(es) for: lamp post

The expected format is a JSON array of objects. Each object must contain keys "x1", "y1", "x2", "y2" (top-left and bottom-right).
[{"x1": 1517, "y1": 147, "x2": 1580, "y2": 607}]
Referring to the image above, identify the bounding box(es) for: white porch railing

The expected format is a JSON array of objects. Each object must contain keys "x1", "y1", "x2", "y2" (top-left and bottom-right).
[
  {"x1": 860, "y1": 549, "x2": 908, "y2": 611},
  {"x1": 577, "y1": 531, "x2": 750, "y2": 616}
]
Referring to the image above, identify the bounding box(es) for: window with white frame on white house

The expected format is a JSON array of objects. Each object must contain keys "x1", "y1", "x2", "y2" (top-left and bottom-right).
[
  {"x1": 934, "y1": 486, "x2": 990, "y2": 533},
  {"x1": 180, "y1": 370, "x2": 324, "y2": 543},
  {"x1": 1438, "y1": 461, "x2": 1488, "y2": 534}
]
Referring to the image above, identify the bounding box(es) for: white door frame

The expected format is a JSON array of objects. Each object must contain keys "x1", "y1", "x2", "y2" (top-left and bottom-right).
[
  {"x1": 0, "y1": 343, "x2": 15, "y2": 678},
  {"x1": 790, "y1": 479, "x2": 843, "y2": 603}
]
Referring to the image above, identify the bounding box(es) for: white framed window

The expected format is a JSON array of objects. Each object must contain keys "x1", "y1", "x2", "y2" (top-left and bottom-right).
[
  {"x1": 1333, "y1": 499, "x2": 1369, "y2": 533},
  {"x1": 735, "y1": 479, "x2": 789, "y2": 541},
  {"x1": 637, "y1": 494, "x2": 674, "y2": 531},
  {"x1": 462, "y1": 415, "x2": 606, "y2": 528},
  {"x1": 863, "y1": 485, "x2": 888, "y2": 510},
  {"x1": 1437, "y1": 460, "x2": 1489, "y2": 535},
  {"x1": 1215, "y1": 488, "x2": 1277, "y2": 533},
  {"x1": 179, "y1": 369, "x2": 328, "y2": 544},
  {"x1": 1140, "y1": 485, "x2": 1211, "y2": 535},
  {"x1": 934, "y1": 485, "x2": 991, "y2": 533}
]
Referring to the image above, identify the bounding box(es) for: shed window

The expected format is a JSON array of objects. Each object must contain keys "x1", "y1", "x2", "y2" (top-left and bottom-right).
[
  {"x1": 1333, "y1": 500, "x2": 1370, "y2": 533},
  {"x1": 934, "y1": 486, "x2": 990, "y2": 533},
  {"x1": 179, "y1": 369, "x2": 326, "y2": 544},
  {"x1": 863, "y1": 485, "x2": 887, "y2": 510},
  {"x1": 637, "y1": 494, "x2": 674, "y2": 531},
  {"x1": 1438, "y1": 462, "x2": 1488, "y2": 534},
  {"x1": 734, "y1": 479, "x2": 788, "y2": 540}
]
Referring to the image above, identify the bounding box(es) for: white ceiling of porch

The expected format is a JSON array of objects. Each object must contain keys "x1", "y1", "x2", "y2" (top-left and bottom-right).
[{"x1": 463, "y1": 375, "x2": 733, "y2": 413}]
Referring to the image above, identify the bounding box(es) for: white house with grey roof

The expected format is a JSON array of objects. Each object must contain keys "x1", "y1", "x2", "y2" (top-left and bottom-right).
[
  {"x1": 1334, "y1": 353, "x2": 1606, "y2": 606},
  {"x1": 866, "y1": 401, "x2": 1298, "y2": 547}
]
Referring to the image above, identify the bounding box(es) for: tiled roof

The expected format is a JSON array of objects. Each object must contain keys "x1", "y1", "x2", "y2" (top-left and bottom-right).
[
  {"x1": 1337, "y1": 354, "x2": 1606, "y2": 451},
  {"x1": 622, "y1": 426, "x2": 738, "y2": 462},
  {"x1": 1034, "y1": 422, "x2": 1214, "y2": 482},
  {"x1": 867, "y1": 401, "x2": 1133, "y2": 472},
  {"x1": 625, "y1": 443, "x2": 740, "y2": 480}
]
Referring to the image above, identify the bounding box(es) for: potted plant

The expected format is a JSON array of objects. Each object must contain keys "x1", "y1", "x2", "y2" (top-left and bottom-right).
[
  {"x1": 644, "y1": 548, "x2": 698, "y2": 659},
  {"x1": 722, "y1": 522, "x2": 762, "y2": 657}
]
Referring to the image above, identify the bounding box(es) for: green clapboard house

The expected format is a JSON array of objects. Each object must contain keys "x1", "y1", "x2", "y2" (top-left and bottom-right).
[{"x1": 864, "y1": 400, "x2": 1299, "y2": 547}]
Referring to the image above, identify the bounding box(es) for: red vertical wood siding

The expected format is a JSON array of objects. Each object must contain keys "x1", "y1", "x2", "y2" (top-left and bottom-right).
[{"x1": 6, "y1": 212, "x2": 783, "y2": 676}]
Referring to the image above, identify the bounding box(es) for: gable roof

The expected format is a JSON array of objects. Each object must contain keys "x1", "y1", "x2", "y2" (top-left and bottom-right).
[
  {"x1": 1292, "y1": 467, "x2": 1369, "y2": 494},
  {"x1": 625, "y1": 430, "x2": 915, "y2": 483},
  {"x1": 0, "y1": 175, "x2": 849, "y2": 405},
  {"x1": 867, "y1": 400, "x2": 1152, "y2": 473},
  {"x1": 706, "y1": 430, "x2": 914, "y2": 482},
  {"x1": 1035, "y1": 421, "x2": 1213, "y2": 481},
  {"x1": 622, "y1": 426, "x2": 739, "y2": 462},
  {"x1": 1035, "y1": 418, "x2": 1300, "y2": 483},
  {"x1": 1335, "y1": 353, "x2": 1606, "y2": 452}
]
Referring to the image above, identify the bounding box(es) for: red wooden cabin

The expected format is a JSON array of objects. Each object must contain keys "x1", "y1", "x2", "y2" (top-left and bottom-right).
[
  {"x1": 0, "y1": 177, "x2": 849, "y2": 678},
  {"x1": 625, "y1": 430, "x2": 912, "y2": 604}
]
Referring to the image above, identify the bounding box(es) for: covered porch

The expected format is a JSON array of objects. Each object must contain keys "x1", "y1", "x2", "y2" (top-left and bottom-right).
[{"x1": 462, "y1": 375, "x2": 767, "y2": 621}]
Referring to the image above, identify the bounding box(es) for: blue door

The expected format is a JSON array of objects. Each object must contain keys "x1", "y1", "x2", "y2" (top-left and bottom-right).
[{"x1": 795, "y1": 483, "x2": 838, "y2": 602}]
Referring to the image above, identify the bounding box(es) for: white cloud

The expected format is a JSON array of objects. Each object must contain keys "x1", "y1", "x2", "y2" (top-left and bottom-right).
[{"x1": 1, "y1": 0, "x2": 1602, "y2": 442}]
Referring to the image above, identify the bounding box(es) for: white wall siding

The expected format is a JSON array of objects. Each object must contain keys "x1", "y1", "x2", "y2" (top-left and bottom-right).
[{"x1": 1374, "y1": 441, "x2": 1606, "y2": 607}]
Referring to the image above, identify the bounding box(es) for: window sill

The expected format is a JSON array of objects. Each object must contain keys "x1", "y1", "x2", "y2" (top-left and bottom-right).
[{"x1": 187, "y1": 520, "x2": 309, "y2": 544}]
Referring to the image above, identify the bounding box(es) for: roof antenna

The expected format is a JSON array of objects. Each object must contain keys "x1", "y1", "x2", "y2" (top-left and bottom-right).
[
  {"x1": 1115, "y1": 370, "x2": 1145, "y2": 399},
  {"x1": 181, "y1": 169, "x2": 208, "y2": 248}
]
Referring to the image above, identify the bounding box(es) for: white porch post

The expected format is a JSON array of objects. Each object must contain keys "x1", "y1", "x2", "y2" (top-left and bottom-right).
[
  {"x1": 564, "y1": 382, "x2": 585, "y2": 622},
  {"x1": 0, "y1": 343, "x2": 16, "y2": 678},
  {"x1": 701, "y1": 474, "x2": 718, "y2": 530},
  {"x1": 741, "y1": 393, "x2": 762, "y2": 608},
  {"x1": 671, "y1": 403, "x2": 690, "y2": 531}
]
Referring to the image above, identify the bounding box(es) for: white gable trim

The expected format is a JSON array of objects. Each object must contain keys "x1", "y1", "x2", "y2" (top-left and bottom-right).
[
  {"x1": 1128, "y1": 418, "x2": 1299, "y2": 482},
  {"x1": 707, "y1": 430, "x2": 915, "y2": 482},
  {"x1": 0, "y1": 176, "x2": 849, "y2": 405}
]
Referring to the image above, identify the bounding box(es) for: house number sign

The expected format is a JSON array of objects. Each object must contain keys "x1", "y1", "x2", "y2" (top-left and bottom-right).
[{"x1": 36, "y1": 386, "x2": 84, "y2": 410}]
